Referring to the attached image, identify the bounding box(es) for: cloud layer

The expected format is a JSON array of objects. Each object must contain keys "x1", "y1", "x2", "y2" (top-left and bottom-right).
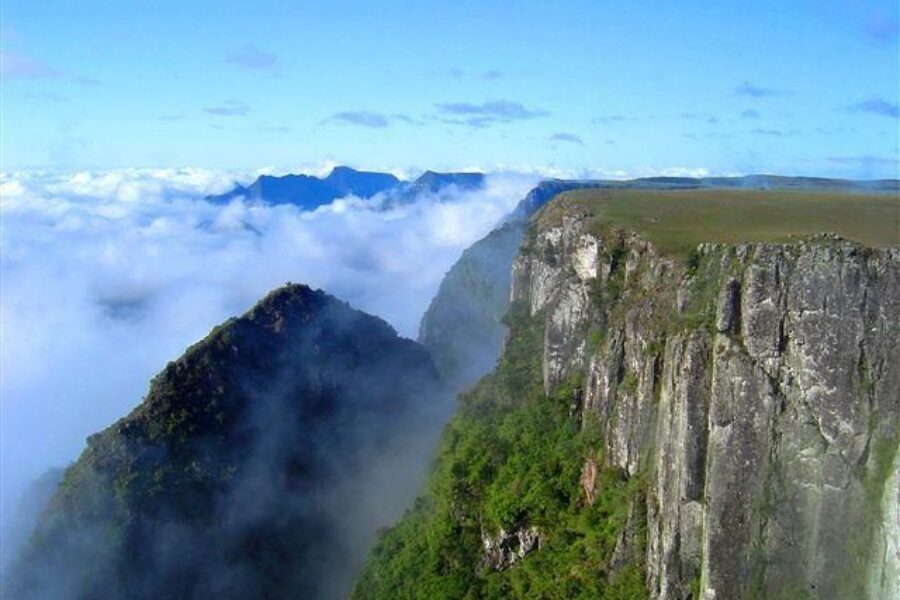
[{"x1": 0, "y1": 168, "x2": 535, "y2": 568}]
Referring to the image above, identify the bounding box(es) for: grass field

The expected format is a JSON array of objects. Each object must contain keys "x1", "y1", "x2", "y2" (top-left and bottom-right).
[{"x1": 537, "y1": 188, "x2": 900, "y2": 256}]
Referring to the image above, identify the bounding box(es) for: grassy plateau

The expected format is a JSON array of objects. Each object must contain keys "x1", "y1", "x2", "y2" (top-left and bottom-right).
[{"x1": 539, "y1": 188, "x2": 899, "y2": 255}]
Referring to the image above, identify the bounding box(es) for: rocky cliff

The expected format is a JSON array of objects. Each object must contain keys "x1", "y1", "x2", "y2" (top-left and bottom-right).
[
  {"x1": 419, "y1": 181, "x2": 607, "y2": 388},
  {"x1": 8, "y1": 284, "x2": 442, "y2": 600},
  {"x1": 417, "y1": 176, "x2": 895, "y2": 391},
  {"x1": 358, "y1": 192, "x2": 899, "y2": 599},
  {"x1": 513, "y1": 213, "x2": 899, "y2": 599}
]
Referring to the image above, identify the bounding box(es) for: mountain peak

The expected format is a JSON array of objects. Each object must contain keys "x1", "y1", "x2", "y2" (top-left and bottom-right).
[
  {"x1": 12, "y1": 280, "x2": 440, "y2": 599},
  {"x1": 206, "y1": 168, "x2": 400, "y2": 208},
  {"x1": 326, "y1": 165, "x2": 362, "y2": 177},
  {"x1": 412, "y1": 170, "x2": 485, "y2": 193}
]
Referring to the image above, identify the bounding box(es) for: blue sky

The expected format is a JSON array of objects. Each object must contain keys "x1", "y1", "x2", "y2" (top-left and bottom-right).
[{"x1": 1, "y1": 0, "x2": 898, "y2": 178}]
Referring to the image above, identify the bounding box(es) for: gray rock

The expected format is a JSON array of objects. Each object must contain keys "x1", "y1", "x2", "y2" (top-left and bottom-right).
[
  {"x1": 479, "y1": 526, "x2": 541, "y2": 571},
  {"x1": 512, "y1": 216, "x2": 900, "y2": 599}
]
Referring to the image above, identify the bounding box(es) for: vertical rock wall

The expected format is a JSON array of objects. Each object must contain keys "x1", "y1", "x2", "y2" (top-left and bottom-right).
[{"x1": 511, "y1": 217, "x2": 900, "y2": 599}]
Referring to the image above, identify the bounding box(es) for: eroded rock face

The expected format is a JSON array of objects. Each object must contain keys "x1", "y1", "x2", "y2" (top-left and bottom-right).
[
  {"x1": 480, "y1": 526, "x2": 541, "y2": 571},
  {"x1": 512, "y1": 219, "x2": 900, "y2": 599}
]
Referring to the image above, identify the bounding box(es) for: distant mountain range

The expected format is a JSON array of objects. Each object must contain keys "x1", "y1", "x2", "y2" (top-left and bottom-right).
[{"x1": 206, "y1": 166, "x2": 486, "y2": 209}]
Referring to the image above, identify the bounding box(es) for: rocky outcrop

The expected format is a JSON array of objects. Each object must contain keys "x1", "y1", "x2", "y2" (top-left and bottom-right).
[
  {"x1": 480, "y1": 526, "x2": 541, "y2": 571},
  {"x1": 419, "y1": 180, "x2": 609, "y2": 390},
  {"x1": 511, "y1": 216, "x2": 900, "y2": 599}
]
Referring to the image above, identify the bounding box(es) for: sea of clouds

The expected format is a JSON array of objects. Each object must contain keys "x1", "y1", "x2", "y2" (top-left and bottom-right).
[{"x1": 0, "y1": 167, "x2": 537, "y2": 567}]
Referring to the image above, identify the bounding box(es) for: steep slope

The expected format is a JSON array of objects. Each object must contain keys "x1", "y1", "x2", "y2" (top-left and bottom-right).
[
  {"x1": 9, "y1": 284, "x2": 442, "y2": 600},
  {"x1": 419, "y1": 181, "x2": 606, "y2": 387},
  {"x1": 357, "y1": 192, "x2": 899, "y2": 599},
  {"x1": 418, "y1": 222, "x2": 523, "y2": 389}
]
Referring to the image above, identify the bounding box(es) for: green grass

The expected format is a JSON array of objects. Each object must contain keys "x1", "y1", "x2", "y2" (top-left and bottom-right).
[{"x1": 538, "y1": 188, "x2": 899, "y2": 256}]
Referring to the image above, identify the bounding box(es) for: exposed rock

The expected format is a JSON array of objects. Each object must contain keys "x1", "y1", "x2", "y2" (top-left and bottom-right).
[
  {"x1": 420, "y1": 180, "x2": 617, "y2": 391},
  {"x1": 715, "y1": 277, "x2": 741, "y2": 334},
  {"x1": 480, "y1": 526, "x2": 541, "y2": 571},
  {"x1": 511, "y1": 215, "x2": 900, "y2": 599},
  {"x1": 581, "y1": 454, "x2": 599, "y2": 505}
]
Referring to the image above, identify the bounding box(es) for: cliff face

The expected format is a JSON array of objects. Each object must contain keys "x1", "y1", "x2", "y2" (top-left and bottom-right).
[
  {"x1": 419, "y1": 181, "x2": 607, "y2": 389},
  {"x1": 511, "y1": 214, "x2": 900, "y2": 599},
  {"x1": 357, "y1": 201, "x2": 898, "y2": 599},
  {"x1": 417, "y1": 175, "x2": 895, "y2": 390},
  {"x1": 9, "y1": 284, "x2": 442, "y2": 600}
]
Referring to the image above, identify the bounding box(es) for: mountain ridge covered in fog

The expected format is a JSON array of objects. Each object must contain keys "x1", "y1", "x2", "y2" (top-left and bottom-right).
[{"x1": 7, "y1": 284, "x2": 444, "y2": 600}]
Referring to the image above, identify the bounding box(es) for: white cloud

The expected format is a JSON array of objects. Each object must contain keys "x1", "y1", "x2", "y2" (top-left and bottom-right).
[{"x1": 0, "y1": 168, "x2": 536, "y2": 566}]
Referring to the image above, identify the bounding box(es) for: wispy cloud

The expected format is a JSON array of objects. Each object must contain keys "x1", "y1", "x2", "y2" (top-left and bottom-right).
[
  {"x1": 550, "y1": 132, "x2": 584, "y2": 145},
  {"x1": 0, "y1": 51, "x2": 58, "y2": 79},
  {"x1": 592, "y1": 115, "x2": 632, "y2": 124},
  {"x1": 322, "y1": 111, "x2": 420, "y2": 128},
  {"x1": 327, "y1": 111, "x2": 391, "y2": 128},
  {"x1": 848, "y1": 96, "x2": 899, "y2": 118},
  {"x1": 256, "y1": 123, "x2": 292, "y2": 133},
  {"x1": 204, "y1": 101, "x2": 251, "y2": 116},
  {"x1": 73, "y1": 76, "x2": 101, "y2": 86},
  {"x1": 680, "y1": 112, "x2": 719, "y2": 124},
  {"x1": 448, "y1": 67, "x2": 504, "y2": 80},
  {"x1": 226, "y1": 45, "x2": 280, "y2": 71},
  {"x1": 814, "y1": 126, "x2": 856, "y2": 136},
  {"x1": 683, "y1": 131, "x2": 733, "y2": 140},
  {"x1": 734, "y1": 81, "x2": 790, "y2": 98},
  {"x1": 740, "y1": 109, "x2": 761, "y2": 119},
  {"x1": 750, "y1": 127, "x2": 799, "y2": 137},
  {"x1": 438, "y1": 100, "x2": 547, "y2": 119},
  {"x1": 388, "y1": 113, "x2": 422, "y2": 125},
  {"x1": 435, "y1": 100, "x2": 548, "y2": 127}
]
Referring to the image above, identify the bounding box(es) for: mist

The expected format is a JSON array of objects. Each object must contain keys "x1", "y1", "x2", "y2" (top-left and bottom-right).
[{"x1": 0, "y1": 167, "x2": 537, "y2": 572}]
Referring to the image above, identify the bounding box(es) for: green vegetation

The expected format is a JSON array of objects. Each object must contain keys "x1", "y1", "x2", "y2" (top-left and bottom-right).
[
  {"x1": 538, "y1": 188, "x2": 899, "y2": 256},
  {"x1": 587, "y1": 327, "x2": 607, "y2": 353},
  {"x1": 676, "y1": 253, "x2": 721, "y2": 333},
  {"x1": 354, "y1": 303, "x2": 648, "y2": 599}
]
